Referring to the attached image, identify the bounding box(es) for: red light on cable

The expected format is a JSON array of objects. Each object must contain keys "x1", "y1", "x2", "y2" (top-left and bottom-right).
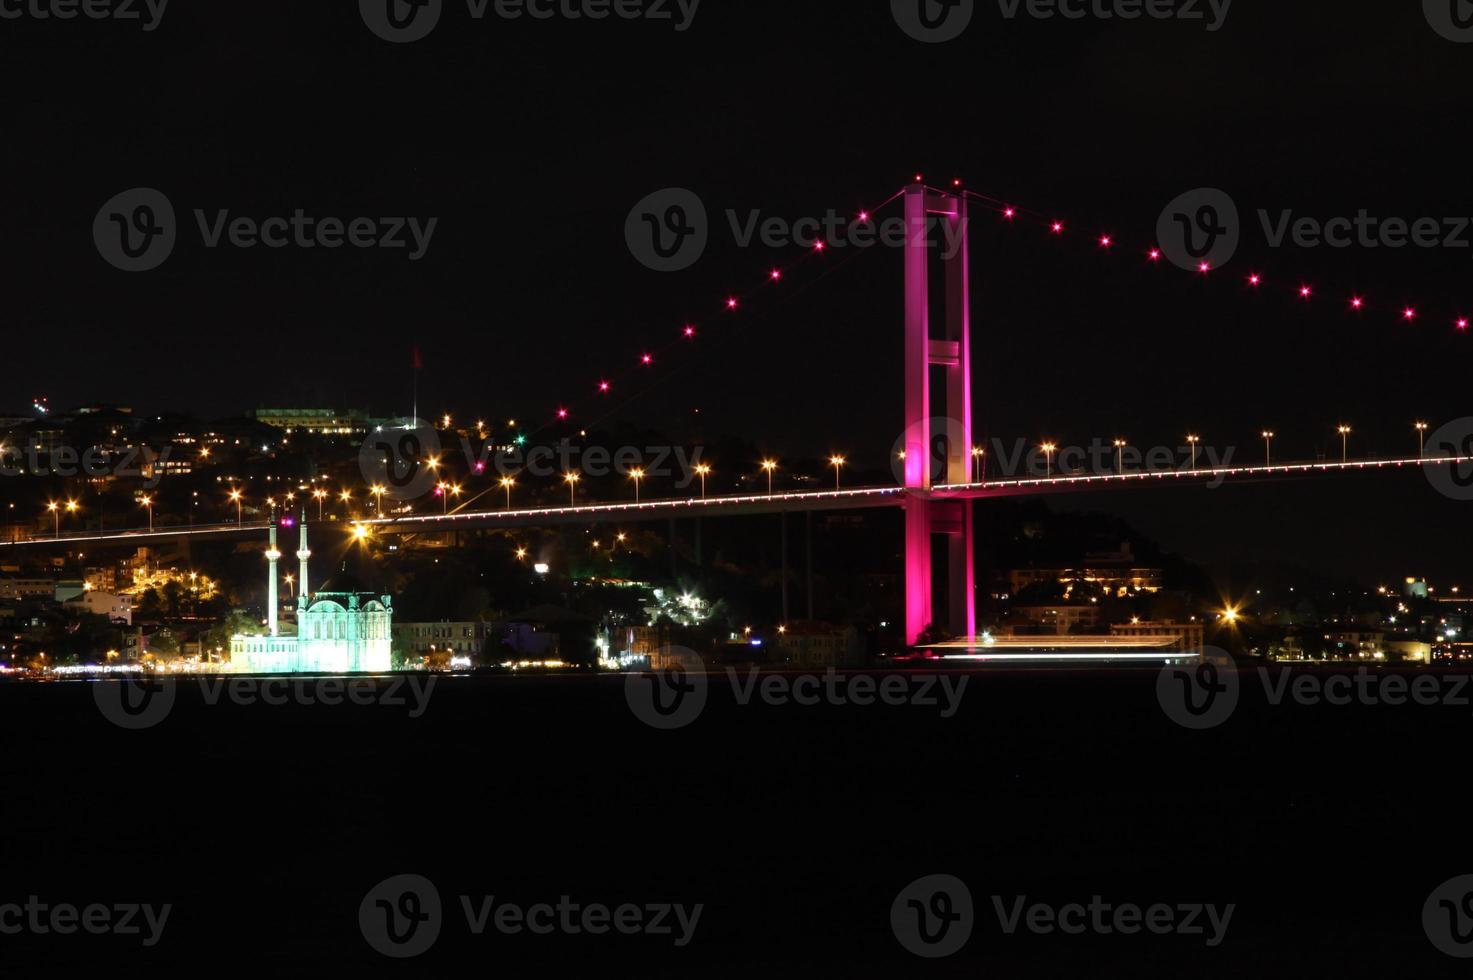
[
  {"x1": 1248, "y1": 274, "x2": 1262, "y2": 287},
  {"x1": 814, "y1": 241, "x2": 826, "y2": 252},
  {"x1": 1003, "y1": 207, "x2": 1016, "y2": 220},
  {"x1": 1299, "y1": 285, "x2": 1312, "y2": 299},
  {"x1": 557, "y1": 408, "x2": 569, "y2": 420},
  {"x1": 1051, "y1": 222, "x2": 1063, "y2": 234},
  {"x1": 1351, "y1": 297, "x2": 1364, "y2": 310},
  {"x1": 1198, "y1": 261, "x2": 1211, "y2": 274},
  {"x1": 726, "y1": 297, "x2": 738, "y2": 310},
  {"x1": 1459, "y1": 318, "x2": 1469, "y2": 331},
  {"x1": 770, "y1": 269, "x2": 781, "y2": 282},
  {"x1": 641, "y1": 354, "x2": 653, "y2": 365},
  {"x1": 1148, "y1": 248, "x2": 1161, "y2": 261},
  {"x1": 1403, "y1": 307, "x2": 1417, "y2": 321},
  {"x1": 598, "y1": 381, "x2": 610, "y2": 394},
  {"x1": 1099, "y1": 235, "x2": 1112, "y2": 248},
  {"x1": 858, "y1": 211, "x2": 870, "y2": 222},
  {"x1": 683, "y1": 325, "x2": 696, "y2": 338}
]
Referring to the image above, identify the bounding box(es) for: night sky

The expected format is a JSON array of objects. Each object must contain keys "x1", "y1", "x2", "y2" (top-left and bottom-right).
[{"x1": 4, "y1": 1, "x2": 1471, "y2": 583}]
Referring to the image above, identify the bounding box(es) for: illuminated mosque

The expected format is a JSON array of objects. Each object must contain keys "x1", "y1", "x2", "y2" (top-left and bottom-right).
[{"x1": 229, "y1": 518, "x2": 393, "y2": 673}]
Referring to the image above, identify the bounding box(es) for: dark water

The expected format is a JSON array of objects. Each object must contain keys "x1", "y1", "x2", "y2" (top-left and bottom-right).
[{"x1": 0, "y1": 667, "x2": 1466, "y2": 976}]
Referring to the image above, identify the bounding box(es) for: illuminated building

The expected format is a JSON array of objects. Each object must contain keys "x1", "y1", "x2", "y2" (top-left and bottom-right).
[
  {"x1": 230, "y1": 519, "x2": 393, "y2": 673},
  {"x1": 246, "y1": 408, "x2": 374, "y2": 435}
]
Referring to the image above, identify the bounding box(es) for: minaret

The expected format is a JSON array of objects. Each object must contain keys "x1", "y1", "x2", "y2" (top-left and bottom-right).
[
  {"x1": 266, "y1": 523, "x2": 282, "y2": 637},
  {"x1": 296, "y1": 510, "x2": 311, "y2": 604}
]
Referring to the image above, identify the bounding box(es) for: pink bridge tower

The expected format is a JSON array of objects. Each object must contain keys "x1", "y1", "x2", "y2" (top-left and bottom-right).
[{"x1": 902, "y1": 183, "x2": 976, "y2": 646}]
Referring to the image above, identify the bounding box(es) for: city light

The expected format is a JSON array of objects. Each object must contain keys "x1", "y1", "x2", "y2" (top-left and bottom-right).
[
  {"x1": 694, "y1": 463, "x2": 712, "y2": 498},
  {"x1": 500, "y1": 476, "x2": 516, "y2": 510},
  {"x1": 630, "y1": 467, "x2": 646, "y2": 503},
  {"x1": 229, "y1": 489, "x2": 244, "y2": 525},
  {"x1": 829, "y1": 455, "x2": 847, "y2": 490},
  {"x1": 761, "y1": 459, "x2": 778, "y2": 496},
  {"x1": 139, "y1": 494, "x2": 154, "y2": 532},
  {"x1": 564, "y1": 471, "x2": 581, "y2": 506}
]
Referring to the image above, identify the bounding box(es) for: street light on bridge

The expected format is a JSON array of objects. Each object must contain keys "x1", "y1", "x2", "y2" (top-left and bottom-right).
[
  {"x1": 1262, "y1": 431, "x2": 1275, "y2": 466},
  {"x1": 1337, "y1": 425, "x2": 1352, "y2": 464},
  {"x1": 761, "y1": 459, "x2": 778, "y2": 496},
  {"x1": 228, "y1": 489, "x2": 243, "y2": 526},
  {"x1": 46, "y1": 501, "x2": 59, "y2": 538},
  {"x1": 313, "y1": 488, "x2": 327, "y2": 521},
  {"x1": 1186, "y1": 435, "x2": 1200, "y2": 471},
  {"x1": 630, "y1": 468, "x2": 646, "y2": 503},
  {"x1": 564, "y1": 471, "x2": 581, "y2": 506},
  {"x1": 971, "y1": 446, "x2": 985, "y2": 483},
  {"x1": 139, "y1": 494, "x2": 154, "y2": 532},
  {"x1": 1416, "y1": 421, "x2": 1430, "y2": 458},
  {"x1": 694, "y1": 463, "x2": 712, "y2": 499},
  {"x1": 1113, "y1": 439, "x2": 1127, "y2": 474},
  {"x1": 1040, "y1": 443, "x2": 1057, "y2": 478},
  {"x1": 829, "y1": 455, "x2": 847, "y2": 490},
  {"x1": 500, "y1": 476, "x2": 516, "y2": 510}
]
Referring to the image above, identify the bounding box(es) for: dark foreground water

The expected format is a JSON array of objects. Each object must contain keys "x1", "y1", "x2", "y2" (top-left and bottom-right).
[{"x1": 0, "y1": 666, "x2": 1468, "y2": 976}]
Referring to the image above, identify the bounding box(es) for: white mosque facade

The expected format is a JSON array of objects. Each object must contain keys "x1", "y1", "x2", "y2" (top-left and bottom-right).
[{"x1": 229, "y1": 519, "x2": 393, "y2": 674}]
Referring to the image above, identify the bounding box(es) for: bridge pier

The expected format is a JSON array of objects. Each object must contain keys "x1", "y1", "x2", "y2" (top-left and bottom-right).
[{"x1": 902, "y1": 182, "x2": 976, "y2": 645}]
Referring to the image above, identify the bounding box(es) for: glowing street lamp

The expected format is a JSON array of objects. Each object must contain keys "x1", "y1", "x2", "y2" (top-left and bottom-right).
[
  {"x1": 313, "y1": 488, "x2": 327, "y2": 521},
  {"x1": 284, "y1": 573, "x2": 295, "y2": 598},
  {"x1": 1338, "y1": 425, "x2": 1352, "y2": 464},
  {"x1": 1040, "y1": 443, "x2": 1057, "y2": 478},
  {"x1": 515, "y1": 547, "x2": 529, "y2": 561},
  {"x1": 139, "y1": 494, "x2": 154, "y2": 532},
  {"x1": 1113, "y1": 439, "x2": 1127, "y2": 474},
  {"x1": 828, "y1": 455, "x2": 847, "y2": 490},
  {"x1": 630, "y1": 467, "x2": 646, "y2": 503},
  {"x1": 228, "y1": 489, "x2": 243, "y2": 525},
  {"x1": 46, "y1": 501, "x2": 59, "y2": 538},
  {"x1": 370, "y1": 484, "x2": 387, "y2": 517},
  {"x1": 971, "y1": 446, "x2": 985, "y2": 483},
  {"x1": 500, "y1": 476, "x2": 516, "y2": 510},
  {"x1": 1416, "y1": 421, "x2": 1430, "y2": 459},
  {"x1": 564, "y1": 471, "x2": 581, "y2": 506},
  {"x1": 761, "y1": 459, "x2": 778, "y2": 495},
  {"x1": 1261, "y1": 430, "x2": 1275, "y2": 466},
  {"x1": 338, "y1": 489, "x2": 353, "y2": 517},
  {"x1": 1184, "y1": 435, "x2": 1200, "y2": 471},
  {"x1": 694, "y1": 463, "x2": 712, "y2": 498}
]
